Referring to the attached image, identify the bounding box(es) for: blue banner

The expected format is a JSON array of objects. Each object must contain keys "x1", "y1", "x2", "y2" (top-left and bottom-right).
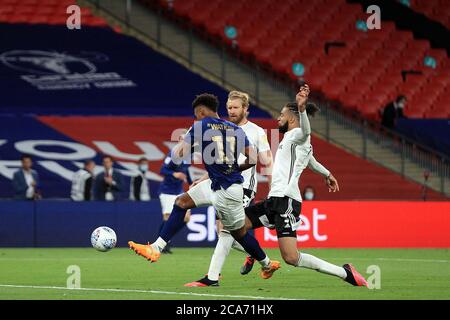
[
  {"x1": 0, "y1": 23, "x2": 270, "y2": 118},
  {"x1": 0, "y1": 200, "x2": 217, "y2": 248}
]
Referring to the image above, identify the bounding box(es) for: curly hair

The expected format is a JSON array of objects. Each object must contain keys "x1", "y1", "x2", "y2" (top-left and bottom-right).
[{"x1": 192, "y1": 93, "x2": 219, "y2": 112}]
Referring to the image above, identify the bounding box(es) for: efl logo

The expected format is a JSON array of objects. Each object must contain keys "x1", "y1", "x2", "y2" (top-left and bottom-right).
[{"x1": 66, "y1": 5, "x2": 81, "y2": 30}]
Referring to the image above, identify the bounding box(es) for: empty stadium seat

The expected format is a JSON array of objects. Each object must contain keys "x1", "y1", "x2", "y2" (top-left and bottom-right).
[
  {"x1": 0, "y1": 0, "x2": 109, "y2": 28},
  {"x1": 165, "y1": 0, "x2": 449, "y2": 120},
  {"x1": 410, "y1": 0, "x2": 450, "y2": 29}
]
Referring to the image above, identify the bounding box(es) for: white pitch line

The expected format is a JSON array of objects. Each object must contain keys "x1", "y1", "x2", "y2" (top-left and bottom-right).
[{"x1": 0, "y1": 284, "x2": 300, "y2": 300}]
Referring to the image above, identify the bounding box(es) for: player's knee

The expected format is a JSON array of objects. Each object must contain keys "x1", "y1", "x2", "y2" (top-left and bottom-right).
[
  {"x1": 175, "y1": 196, "x2": 189, "y2": 209},
  {"x1": 282, "y1": 253, "x2": 299, "y2": 266},
  {"x1": 244, "y1": 218, "x2": 253, "y2": 230},
  {"x1": 230, "y1": 228, "x2": 246, "y2": 240}
]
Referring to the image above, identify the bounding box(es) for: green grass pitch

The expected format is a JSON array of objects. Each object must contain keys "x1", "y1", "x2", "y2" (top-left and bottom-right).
[{"x1": 0, "y1": 248, "x2": 449, "y2": 300}]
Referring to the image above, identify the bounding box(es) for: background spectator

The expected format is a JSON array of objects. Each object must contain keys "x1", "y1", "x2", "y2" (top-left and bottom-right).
[
  {"x1": 129, "y1": 157, "x2": 151, "y2": 201},
  {"x1": 157, "y1": 131, "x2": 192, "y2": 254},
  {"x1": 303, "y1": 185, "x2": 316, "y2": 201},
  {"x1": 381, "y1": 95, "x2": 407, "y2": 129},
  {"x1": 93, "y1": 155, "x2": 123, "y2": 201},
  {"x1": 71, "y1": 160, "x2": 95, "y2": 201},
  {"x1": 12, "y1": 154, "x2": 40, "y2": 200}
]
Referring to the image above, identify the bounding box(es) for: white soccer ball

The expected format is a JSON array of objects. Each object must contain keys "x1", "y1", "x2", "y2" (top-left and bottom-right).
[{"x1": 91, "y1": 226, "x2": 117, "y2": 252}]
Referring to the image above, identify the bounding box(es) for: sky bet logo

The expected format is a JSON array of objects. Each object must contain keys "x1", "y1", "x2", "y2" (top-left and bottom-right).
[
  {"x1": 185, "y1": 207, "x2": 329, "y2": 244},
  {"x1": 186, "y1": 207, "x2": 218, "y2": 242}
]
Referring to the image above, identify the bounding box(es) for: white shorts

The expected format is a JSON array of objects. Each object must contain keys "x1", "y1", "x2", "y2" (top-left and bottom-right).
[
  {"x1": 159, "y1": 193, "x2": 178, "y2": 214},
  {"x1": 212, "y1": 183, "x2": 245, "y2": 231},
  {"x1": 187, "y1": 179, "x2": 213, "y2": 207}
]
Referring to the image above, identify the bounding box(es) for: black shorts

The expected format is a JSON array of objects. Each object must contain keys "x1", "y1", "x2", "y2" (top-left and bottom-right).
[
  {"x1": 243, "y1": 188, "x2": 256, "y2": 208},
  {"x1": 245, "y1": 196, "x2": 302, "y2": 238}
]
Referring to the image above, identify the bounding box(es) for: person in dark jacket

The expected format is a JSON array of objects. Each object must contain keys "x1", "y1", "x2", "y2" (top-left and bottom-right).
[
  {"x1": 129, "y1": 157, "x2": 151, "y2": 201},
  {"x1": 381, "y1": 95, "x2": 407, "y2": 129},
  {"x1": 93, "y1": 155, "x2": 123, "y2": 201},
  {"x1": 12, "y1": 154, "x2": 41, "y2": 200}
]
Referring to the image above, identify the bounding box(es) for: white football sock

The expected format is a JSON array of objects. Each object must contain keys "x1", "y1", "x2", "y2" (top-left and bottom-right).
[
  {"x1": 258, "y1": 256, "x2": 271, "y2": 269},
  {"x1": 207, "y1": 231, "x2": 234, "y2": 281},
  {"x1": 297, "y1": 253, "x2": 347, "y2": 279},
  {"x1": 151, "y1": 237, "x2": 166, "y2": 252},
  {"x1": 231, "y1": 240, "x2": 247, "y2": 254}
]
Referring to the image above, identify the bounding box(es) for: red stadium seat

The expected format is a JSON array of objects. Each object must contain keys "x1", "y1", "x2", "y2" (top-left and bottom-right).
[
  {"x1": 6, "y1": 14, "x2": 31, "y2": 23},
  {"x1": 28, "y1": 16, "x2": 50, "y2": 24},
  {"x1": 144, "y1": 0, "x2": 450, "y2": 120},
  {"x1": 0, "y1": 5, "x2": 14, "y2": 14}
]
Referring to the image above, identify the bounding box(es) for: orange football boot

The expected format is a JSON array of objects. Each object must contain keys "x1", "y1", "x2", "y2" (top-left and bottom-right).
[
  {"x1": 260, "y1": 260, "x2": 281, "y2": 279},
  {"x1": 128, "y1": 241, "x2": 160, "y2": 263}
]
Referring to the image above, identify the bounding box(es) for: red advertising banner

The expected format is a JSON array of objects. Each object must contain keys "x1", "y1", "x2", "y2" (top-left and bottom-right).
[{"x1": 255, "y1": 201, "x2": 450, "y2": 248}]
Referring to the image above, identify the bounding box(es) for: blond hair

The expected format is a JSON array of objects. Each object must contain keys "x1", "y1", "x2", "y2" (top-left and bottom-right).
[{"x1": 227, "y1": 90, "x2": 250, "y2": 109}]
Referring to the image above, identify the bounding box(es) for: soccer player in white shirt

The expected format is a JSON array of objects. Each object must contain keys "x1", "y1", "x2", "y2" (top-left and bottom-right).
[{"x1": 242, "y1": 85, "x2": 368, "y2": 287}]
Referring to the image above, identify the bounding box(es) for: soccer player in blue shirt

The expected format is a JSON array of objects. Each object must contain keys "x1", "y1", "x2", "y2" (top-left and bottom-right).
[
  {"x1": 129, "y1": 93, "x2": 280, "y2": 281},
  {"x1": 158, "y1": 135, "x2": 193, "y2": 254}
]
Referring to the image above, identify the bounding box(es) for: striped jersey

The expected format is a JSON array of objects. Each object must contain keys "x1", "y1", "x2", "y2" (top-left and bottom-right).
[
  {"x1": 269, "y1": 119, "x2": 312, "y2": 202},
  {"x1": 238, "y1": 121, "x2": 271, "y2": 193}
]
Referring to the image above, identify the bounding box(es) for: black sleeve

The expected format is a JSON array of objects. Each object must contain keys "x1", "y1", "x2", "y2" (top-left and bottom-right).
[
  {"x1": 84, "y1": 177, "x2": 92, "y2": 201},
  {"x1": 92, "y1": 174, "x2": 104, "y2": 200},
  {"x1": 133, "y1": 176, "x2": 143, "y2": 201}
]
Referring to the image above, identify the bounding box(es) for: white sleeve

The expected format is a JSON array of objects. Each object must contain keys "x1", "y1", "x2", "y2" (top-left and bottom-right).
[
  {"x1": 300, "y1": 111, "x2": 311, "y2": 136},
  {"x1": 291, "y1": 112, "x2": 311, "y2": 144},
  {"x1": 71, "y1": 171, "x2": 86, "y2": 201},
  {"x1": 308, "y1": 155, "x2": 330, "y2": 178},
  {"x1": 256, "y1": 127, "x2": 271, "y2": 153}
]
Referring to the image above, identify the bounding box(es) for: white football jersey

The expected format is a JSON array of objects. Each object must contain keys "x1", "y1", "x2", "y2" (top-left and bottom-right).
[
  {"x1": 71, "y1": 169, "x2": 92, "y2": 201},
  {"x1": 237, "y1": 120, "x2": 271, "y2": 193},
  {"x1": 268, "y1": 127, "x2": 312, "y2": 202}
]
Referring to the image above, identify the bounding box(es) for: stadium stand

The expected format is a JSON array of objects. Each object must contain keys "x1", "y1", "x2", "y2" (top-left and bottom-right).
[
  {"x1": 408, "y1": 0, "x2": 450, "y2": 29},
  {"x1": 0, "y1": 0, "x2": 109, "y2": 27},
  {"x1": 0, "y1": 115, "x2": 446, "y2": 201},
  {"x1": 149, "y1": 0, "x2": 449, "y2": 121},
  {"x1": 0, "y1": 1, "x2": 447, "y2": 201}
]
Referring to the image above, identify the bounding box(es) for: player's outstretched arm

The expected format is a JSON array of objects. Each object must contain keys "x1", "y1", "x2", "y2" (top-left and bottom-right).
[
  {"x1": 293, "y1": 84, "x2": 312, "y2": 143},
  {"x1": 308, "y1": 155, "x2": 340, "y2": 192},
  {"x1": 308, "y1": 155, "x2": 330, "y2": 177},
  {"x1": 326, "y1": 173, "x2": 340, "y2": 192},
  {"x1": 258, "y1": 149, "x2": 273, "y2": 188}
]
